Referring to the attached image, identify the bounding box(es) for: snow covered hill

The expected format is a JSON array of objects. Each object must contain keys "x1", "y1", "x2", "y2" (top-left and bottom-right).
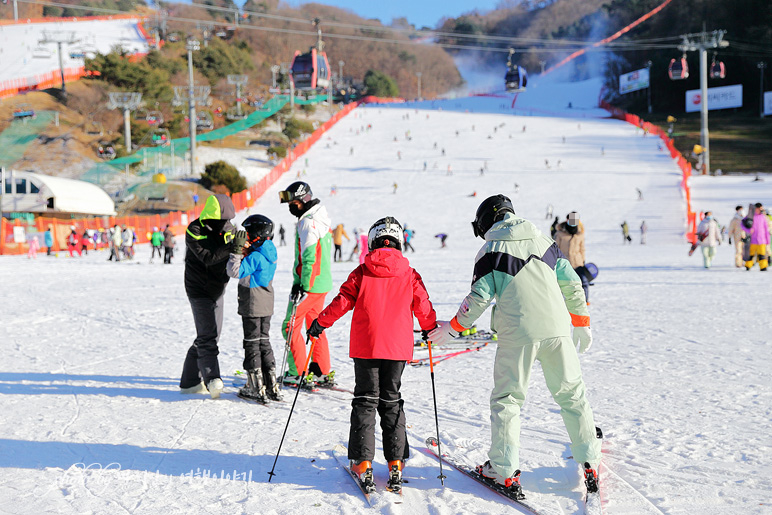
[{"x1": 1, "y1": 84, "x2": 771, "y2": 514}]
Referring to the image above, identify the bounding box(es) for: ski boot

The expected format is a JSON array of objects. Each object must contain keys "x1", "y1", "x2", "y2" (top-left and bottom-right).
[
  {"x1": 476, "y1": 461, "x2": 525, "y2": 500},
  {"x1": 206, "y1": 378, "x2": 224, "y2": 399},
  {"x1": 263, "y1": 367, "x2": 284, "y2": 401},
  {"x1": 386, "y1": 460, "x2": 403, "y2": 493},
  {"x1": 238, "y1": 369, "x2": 268, "y2": 404},
  {"x1": 180, "y1": 381, "x2": 208, "y2": 394},
  {"x1": 315, "y1": 370, "x2": 336, "y2": 388},
  {"x1": 351, "y1": 460, "x2": 376, "y2": 493},
  {"x1": 584, "y1": 462, "x2": 599, "y2": 493},
  {"x1": 282, "y1": 372, "x2": 315, "y2": 390}
]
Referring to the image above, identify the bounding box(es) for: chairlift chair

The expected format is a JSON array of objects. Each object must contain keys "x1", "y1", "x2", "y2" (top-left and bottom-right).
[
  {"x1": 151, "y1": 129, "x2": 169, "y2": 146},
  {"x1": 135, "y1": 108, "x2": 149, "y2": 122},
  {"x1": 97, "y1": 143, "x2": 116, "y2": 160},
  {"x1": 32, "y1": 46, "x2": 52, "y2": 59},
  {"x1": 668, "y1": 56, "x2": 689, "y2": 80},
  {"x1": 196, "y1": 112, "x2": 214, "y2": 131},
  {"x1": 226, "y1": 106, "x2": 248, "y2": 121},
  {"x1": 86, "y1": 121, "x2": 104, "y2": 136},
  {"x1": 147, "y1": 110, "x2": 164, "y2": 126}
]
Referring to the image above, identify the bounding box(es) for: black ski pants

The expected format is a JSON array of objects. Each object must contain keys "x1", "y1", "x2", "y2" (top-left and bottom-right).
[
  {"x1": 151, "y1": 245, "x2": 163, "y2": 260},
  {"x1": 334, "y1": 244, "x2": 343, "y2": 262},
  {"x1": 164, "y1": 246, "x2": 173, "y2": 264},
  {"x1": 180, "y1": 295, "x2": 224, "y2": 388},
  {"x1": 404, "y1": 241, "x2": 415, "y2": 253},
  {"x1": 242, "y1": 316, "x2": 275, "y2": 371},
  {"x1": 348, "y1": 358, "x2": 409, "y2": 463}
]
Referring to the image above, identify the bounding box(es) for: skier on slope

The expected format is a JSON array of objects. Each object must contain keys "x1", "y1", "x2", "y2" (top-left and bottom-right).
[
  {"x1": 696, "y1": 211, "x2": 721, "y2": 269},
  {"x1": 226, "y1": 214, "x2": 283, "y2": 404},
  {"x1": 429, "y1": 195, "x2": 601, "y2": 497},
  {"x1": 278, "y1": 181, "x2": 335, "y2": 386},
  {"x1": 742, "y1": 202, "x2": 770, "y2": 271},
  {"x1": 553, "y1": 212, "x2": 589, "y2": 303},
  {"x1": 727, "y1": 206, "x2": 745, "y2": 268},
  {"x1": 306, "y1": 217, "x2": 437, "y2": 493},
  {"x1": 179, "y1": 194, "x2": 239, "y2": 399}
]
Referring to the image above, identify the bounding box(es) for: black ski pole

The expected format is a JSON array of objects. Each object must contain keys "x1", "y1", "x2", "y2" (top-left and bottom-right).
[
  {"x1": 426, "y1": 335, "x2": 447, "y2": 485},
  {"x1": 268, "y1": 334, "x2": 317, "y2": 482}
]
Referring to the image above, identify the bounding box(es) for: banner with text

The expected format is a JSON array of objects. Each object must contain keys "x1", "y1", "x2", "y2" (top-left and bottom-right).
[
  {"x1": 764, "y1": 91, "x2": 772, "y2": 116},
  {"x1": 619, "y1": 68, "x2": 650, "y2": 94},
  {"x1": 686, "y1": 84, "x2": 743, "y2": 112}
]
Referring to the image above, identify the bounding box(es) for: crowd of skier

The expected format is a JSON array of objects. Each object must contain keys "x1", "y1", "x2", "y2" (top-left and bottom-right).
[{"x1": 177, "y1": 181, "x2": 601, "y2": 497}]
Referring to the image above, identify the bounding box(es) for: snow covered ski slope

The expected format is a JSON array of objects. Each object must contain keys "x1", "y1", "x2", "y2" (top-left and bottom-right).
[{"x1": 1, "y1": 86, "x2": 771, "y2": 514}]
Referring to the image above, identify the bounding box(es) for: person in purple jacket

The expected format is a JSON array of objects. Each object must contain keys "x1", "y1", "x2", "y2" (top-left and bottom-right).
[{"x1": 742, "y1": 202, "x2": 770, "y2": 271}]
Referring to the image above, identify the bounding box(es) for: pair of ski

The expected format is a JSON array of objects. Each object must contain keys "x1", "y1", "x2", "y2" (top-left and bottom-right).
[
  {"x1": 425, "y1": 436, "x2": 603, "y2": 515},
  {"x1": 331, "y1": 445, "x2": 402, "y2": 506}
]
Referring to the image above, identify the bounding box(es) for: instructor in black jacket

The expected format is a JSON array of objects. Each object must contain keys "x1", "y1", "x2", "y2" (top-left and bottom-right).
[{"x1": 179, "y1": 193, "x2": 245, "y2": 399}]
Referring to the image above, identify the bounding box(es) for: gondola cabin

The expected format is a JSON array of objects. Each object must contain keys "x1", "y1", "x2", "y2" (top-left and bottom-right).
[
  {"x1": 710, "y1": 60, "x2": 726, "y2": 80},
  {"x1": 505, "y1": 65, "x2": 528, "y2": 92},
  {"x1": 290, "y1": 48, "x2": 331, "y2": 90},
  {"x1": 668, "y1": 57, "x2": 689, "y2": 80}
]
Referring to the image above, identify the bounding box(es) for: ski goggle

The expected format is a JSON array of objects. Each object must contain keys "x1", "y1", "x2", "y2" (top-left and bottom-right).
[{"x1": 278, "y1": 190, "x2": 294, "y2": 203}]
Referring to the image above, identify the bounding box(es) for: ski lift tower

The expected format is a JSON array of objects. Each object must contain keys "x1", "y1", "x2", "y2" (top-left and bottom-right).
[
  {"x1": 186, "y1": 38, "x2": 202, "y2": 176},
  {"x1": 677, "y1": 30, "x2": 729, "y2": 175},
  {"x1": 38, "y1": 31, "x2": 80, "y2": 93},
  {"x1": 108, "y1": 92, "x2": 142, "y2": 152},
  {"x1": 227, "y1": 74, "x2": 249, "y2": 119}
]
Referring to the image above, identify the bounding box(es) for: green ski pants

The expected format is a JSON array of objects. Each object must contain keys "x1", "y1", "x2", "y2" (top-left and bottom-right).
[{"x1": 488, "y1": 336, "x2": 601, "y2": 476}]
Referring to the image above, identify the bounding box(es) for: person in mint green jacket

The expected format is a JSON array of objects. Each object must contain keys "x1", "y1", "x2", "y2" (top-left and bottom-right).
[
  {"x1": 150, "y1": 226, "x2": 164, "y2": 263},
  {"x1": 429, "y1": 194, "x2": 601, "y2": 496},
  {"x1": 279, "y1": 181, "x2": 334, "y2": 383}
]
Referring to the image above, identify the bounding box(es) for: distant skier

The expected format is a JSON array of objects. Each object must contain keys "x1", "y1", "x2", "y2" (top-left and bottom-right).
[
  {"x1": 44, "y1": 225, "x2": 53, "y2": 256},
  {"x1": 179, "y1": 193, "x2": 237, "y2": 399},
  {"x1": 546, "y1": 204, "x2": 554, "y2": 220},
  {"x1": 727, "y1": 206, "x2": 745, "y2": 268},
  {"x1": 150, "y1": 226, "x2": 164, "y2": 263},
  {"x1": 403, "y1": 225, "x2": 415, "y2": 252},
  {"x1": 514, "y1": 183, "x2": 520, "y2": 195},
  {"x1": 278, "y1": 224, "x2": 286, "y2": 246},
  {"x1": 697, "y1": 211, "x2": 721, "y2": 269},
  {"x1": 742, "y1": 202, "x2": 770, "y2": 271},
  {"x1": 621, "y1": 221, "x2": 631, "y2": 244},
  {"x1": 67, "y1": 227, "x2": 80, "y2": 257},
  {"x1": 429, "y1": 195, "x2": 600, "y2": 497},
  {"x1": 108, "y1": 224, "x2": 122, "y2": 262},
  {"x1": 226, "y1": 214, "x2": 283, "y2": 404},
  {"x1": 640, "y1": 220, "x2": 648, "y2": 244},
  {"x1": 27, "y1": 234, "x2": 39, "y2": 259},
  {"x1": 163, "y1": 224, "x2": 175, "y2": 264},
  {"x1": 332, "y1": 223, "x2": 350, "y2": 262},
  {"x1": 307, "y1": 217, "x2": 437, "y2": 493},
  {"x1": 393, "y1": 182, "x2": 398, "y2": 194},
  {"x1": 435, "y1": 233, "x2": 447, "y2": 248},
  {"x1": 550, "y1": 216, "x2": 560, "y2": 239},
  {"x1": 80, "y1": 229, "x2": 90, "y2": 255},
  {"x1": 636, "y1": 188, "x2": 644, "y2": 200},
  {"x1": 554, "y1": 212, "x2": 589, "y2": 302}
]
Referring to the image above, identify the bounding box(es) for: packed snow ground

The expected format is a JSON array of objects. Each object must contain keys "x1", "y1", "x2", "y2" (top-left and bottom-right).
[{"x1": 2, "y1": 85, "x2": 772, "y2": 515}]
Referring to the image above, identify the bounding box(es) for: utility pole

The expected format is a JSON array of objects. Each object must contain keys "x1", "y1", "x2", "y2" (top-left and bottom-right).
[
  {"x1": 39, "y1": 31, "x2": 80, "y2": 94},
  {"x1": 227, "y1": 74, "x2": 248, "y2": 119},
  {"x1": 270, "y1": 65, "x2": 280, "y2": 91},
  {"x1": 646, "y1": 60, "x2": 653, "y2": 114},
  {"x1": 678, "y1": 30, "x2": 729, "y2": 175},
  {"x1": 186, "y1": 38, "x2": 200, "y2": 176},
  {"x1": 13, "y1": 0, "x2": 18, "y2": 22},
  {"x1": 758, "y1": 61, "x2": 767, "y2": 119},
  {"x1": 417, "y1": 72, "x2": 422, "y2": 100}
]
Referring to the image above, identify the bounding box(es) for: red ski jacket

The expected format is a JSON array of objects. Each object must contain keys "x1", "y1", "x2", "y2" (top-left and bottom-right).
[{"x1": 318, "y1": 248, "x2": 437, "y2": 361}]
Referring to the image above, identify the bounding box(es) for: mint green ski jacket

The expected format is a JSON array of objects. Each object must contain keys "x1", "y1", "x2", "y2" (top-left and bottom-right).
[{"x1": 454, "y1": 213, "x2": 589, "y2": 345}]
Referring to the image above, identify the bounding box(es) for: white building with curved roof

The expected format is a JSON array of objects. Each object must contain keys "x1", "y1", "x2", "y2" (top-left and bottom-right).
[{"x1": 1, "y1": 169, "x2": 115, "y2": 216}]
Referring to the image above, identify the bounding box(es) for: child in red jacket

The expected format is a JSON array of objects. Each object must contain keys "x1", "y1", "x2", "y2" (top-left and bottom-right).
[{"x1": 307, "y1": 216, "x2": 437, "y2": 493}]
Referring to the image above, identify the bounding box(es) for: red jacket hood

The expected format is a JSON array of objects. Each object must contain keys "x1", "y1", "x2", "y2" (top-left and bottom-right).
[{"x1": 364, "y1": 248, "x2": 410, "y2": 277}]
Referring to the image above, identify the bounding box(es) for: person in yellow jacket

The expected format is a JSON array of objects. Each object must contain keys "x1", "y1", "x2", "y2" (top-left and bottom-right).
[
  {"x1": 429, "y1": 195, "x2": 601, "y2": 497},
  {"x1": 332, "y1": 223, "x2": 350, "y2": 262}
]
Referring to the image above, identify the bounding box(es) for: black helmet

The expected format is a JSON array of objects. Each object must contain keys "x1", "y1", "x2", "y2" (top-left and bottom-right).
[
  {"x1": 242, "y1": 214, "x2": 274, "y2": 247},
  {"x1": 472, "y1": 194, "x2": 514, "y2": 239},
  {"x1": 368, "y1": 216, "x2": 404, "y2": 251},
  {"x1": 279, "y1": 181, "x2": 312, "y2": 203}
]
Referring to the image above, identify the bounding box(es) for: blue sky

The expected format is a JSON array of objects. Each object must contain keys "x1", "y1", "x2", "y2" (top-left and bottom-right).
[{"x1": 279, "y1": 1, "x2": 502, "y2": 29}]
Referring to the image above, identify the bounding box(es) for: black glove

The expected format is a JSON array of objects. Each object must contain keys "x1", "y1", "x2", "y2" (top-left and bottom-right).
[
  {"x1": 307, "y1": 318, "x2": 326, "y2": 338},
  {"x1": 290, "y1": 283, "x2": 306, "y2": 304},
  {"x1": 421, "y1": 329, "x2": 431, "y2": 341},
  {"x1": 230, "y1": 230, "x2": 248, "y2": 255}
]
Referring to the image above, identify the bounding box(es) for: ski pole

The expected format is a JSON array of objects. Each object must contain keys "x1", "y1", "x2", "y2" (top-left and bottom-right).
[
  {"x1": 425, "y1": 335, "x2": 447, "y2": 486},
  {"x1": 268, "y1": 334, "x2": 317, "y2": 482},
  {"x1": 278, "y1": 299, "x2": 299, "y2": 388}
]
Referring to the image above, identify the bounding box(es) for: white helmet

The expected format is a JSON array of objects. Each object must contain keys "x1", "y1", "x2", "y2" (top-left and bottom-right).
[{"x1": 367, "y1": 216, "x2": 404, "y2": 251}]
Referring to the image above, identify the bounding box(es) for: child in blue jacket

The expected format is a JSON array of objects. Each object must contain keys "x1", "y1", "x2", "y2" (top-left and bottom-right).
[{"x1": 227, "y1": 214, "x2": 282, "y2": 403}]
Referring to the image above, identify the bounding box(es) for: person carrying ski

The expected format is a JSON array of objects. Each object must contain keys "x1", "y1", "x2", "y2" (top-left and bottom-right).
[
  {"x1": 179, "y1": 193, "x2": 239, "y2": 399},
  {"x1": 307, "y1": 216, "x2": 437, "y2": 493},
  {"x1": 226, "y1": 214, "x2": 283, "y2": 404},
  {"x1": 332, "y1": 223, "x2": 350, "y2": 262},
  {"x1": 429, "y1": 194, "x2": 601, "y2": 497},
  {"x1": 279, "y1": 181, "x2": 335, "y2": 385},
  {"x1": 696, "y1": 211, "x2": 721, "y2": 269},
  {"x1": 742, "y1": 202, "x2": 770, "y2": 271},
  {"x1": 553, "y1": 212, "x2": 589, "y2": 303},
  {"x1": 621, "y1": 221, "x2": 631, "y2": 244}
]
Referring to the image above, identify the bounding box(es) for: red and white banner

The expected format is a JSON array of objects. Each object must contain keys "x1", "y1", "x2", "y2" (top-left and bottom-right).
[{"x1": 685, "y1": 84, "x2": 743, "y2": 113}]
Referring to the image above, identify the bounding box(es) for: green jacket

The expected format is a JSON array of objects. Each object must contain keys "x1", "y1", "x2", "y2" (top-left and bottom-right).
[
  {"x1": 292, "y1": 201, "x2": 333, "y2": 293},
  {"x1": 151, "y1": 231, "x2": 164, "y2": 246},
  {"x1": 455, "y1": 213, "x2": 589, "y2": 346}
]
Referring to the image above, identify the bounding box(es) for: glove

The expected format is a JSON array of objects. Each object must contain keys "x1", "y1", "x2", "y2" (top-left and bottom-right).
[
  {"x1": 573, "y1": 326, "x2": 593, "y2": 353},
  {"x1": 230, "y1": 230, "x2": 248, "y2": 255},
  {"x1": 307, "y1": 318, "x2": 326, "y2": 338},
  {"x1": 290, "y1": 283, "x2": 306, "y2": 304},
  {"x1": 427, "y1": 320, "x2": 460, "y2": 346}
]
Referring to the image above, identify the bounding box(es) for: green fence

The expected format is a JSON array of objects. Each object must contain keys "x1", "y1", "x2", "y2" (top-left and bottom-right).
[{"x1": 0, "y1": 111, "x2": 56, "y2": 168}]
